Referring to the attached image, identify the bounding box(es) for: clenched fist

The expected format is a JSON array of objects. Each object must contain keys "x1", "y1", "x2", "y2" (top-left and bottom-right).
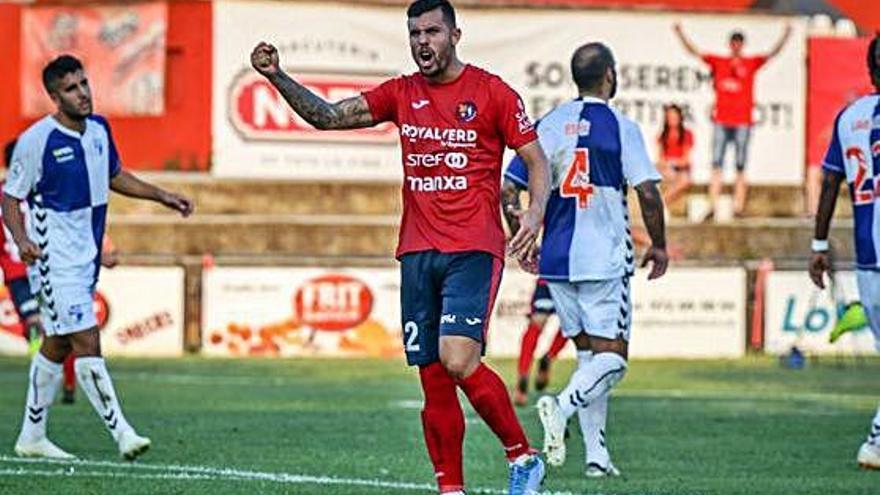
[{"x1": 251, "y1": 41, "x2": 281, "y2": 78}]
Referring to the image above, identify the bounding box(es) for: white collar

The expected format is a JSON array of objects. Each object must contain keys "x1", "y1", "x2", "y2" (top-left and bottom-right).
[{"x1": 580, "y1": 96, "x2": 607, "y2": 105}]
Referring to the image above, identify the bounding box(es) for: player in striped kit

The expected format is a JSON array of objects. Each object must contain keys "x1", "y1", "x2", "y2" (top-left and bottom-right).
[
  {"x1": 809, "y1": 35, "x2": 880, "y2": 471},
  {"x1": 531, "y1": 42, "x2": 668, "y2": 477},
  {"x1": 6, "y1": 55, "x2": 193, "y2": 460}
]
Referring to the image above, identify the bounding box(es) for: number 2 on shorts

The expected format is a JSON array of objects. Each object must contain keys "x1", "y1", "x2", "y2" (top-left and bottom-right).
[
  {"x1": 404, "y1": 321, "x2": 421, "y2": 351},
  {"x1": 561, "y1": 148, "x2": 594, "y2": 209}
]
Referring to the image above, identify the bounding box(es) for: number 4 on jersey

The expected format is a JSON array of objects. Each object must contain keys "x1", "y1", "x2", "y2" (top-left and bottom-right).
[{"x1": 561, "y1": 148, "x2": 594, "y2": 209}]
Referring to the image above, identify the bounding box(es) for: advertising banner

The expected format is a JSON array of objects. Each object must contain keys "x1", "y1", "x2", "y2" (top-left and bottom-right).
[
  {"x1": 21, "y1": 2, "x2": 167, "y2": 117},
  {"x1": 0, "y1": 267, "x2": 185, "y2": 357},
  {"x1": 214, "y1": 1, "x2": 806, "y2": 184},
  {"x1": 202, "y1": 267, "x2": 403, "y2": 357},
  {"x1": 484, "y1": 267, "x2": 746, "y2": 359},
  {"x1": 765, "y1": 271, "x2": 877, "y2": 355}
]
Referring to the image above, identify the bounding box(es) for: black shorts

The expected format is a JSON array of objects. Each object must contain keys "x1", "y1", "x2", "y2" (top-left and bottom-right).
[{"x1": 400, "y1": 250, "x2": 503, "y2": 366}]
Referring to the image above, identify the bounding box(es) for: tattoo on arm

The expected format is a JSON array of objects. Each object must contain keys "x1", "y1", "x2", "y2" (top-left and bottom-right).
[
  {"x1": 268, "y1": 72, "x2": 374, "y2": 130},
  {"x1": 635, "y1": 181, "x2": 666, "y2": 249},
  {"x1": 814, "y1": 171, "x2": 843, "y2": 241},
  {"x1": 501, "y1": 180, "x2": 523, "y2": 234}
]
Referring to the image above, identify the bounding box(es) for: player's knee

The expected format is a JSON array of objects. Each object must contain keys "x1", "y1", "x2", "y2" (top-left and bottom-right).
[
  {"x1": 69, "y1": 328, "x2": 102, "y2": 357},
  {"x1": 530, "y1": 313, "x2": 549, "y2": 327},
  {"x1": 440, "y1": 355, "x2": 479, "y2": 380}
]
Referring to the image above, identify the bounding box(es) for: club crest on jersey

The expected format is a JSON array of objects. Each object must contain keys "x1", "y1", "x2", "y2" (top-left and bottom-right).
[
  {"x1": 456, "y1": 101, "x2": 477, "y2": 123},
  {"x1": 93, "y1": 139, "x2": 104, "y2": 156}
]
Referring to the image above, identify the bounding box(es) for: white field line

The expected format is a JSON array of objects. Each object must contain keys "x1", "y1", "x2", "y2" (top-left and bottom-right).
[{"x1": 0, "y1": 455, "x2": 668, "y2": 495}]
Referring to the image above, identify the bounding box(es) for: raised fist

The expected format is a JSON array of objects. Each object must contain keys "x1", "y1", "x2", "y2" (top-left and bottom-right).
[{"x1": 251, "y1": 41, "x2": 281, "y2": 78}]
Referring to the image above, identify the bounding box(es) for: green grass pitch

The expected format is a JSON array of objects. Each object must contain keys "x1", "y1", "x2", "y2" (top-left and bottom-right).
[{"x1": 0, "y1": 356, "x2": 877, "y2": 495}]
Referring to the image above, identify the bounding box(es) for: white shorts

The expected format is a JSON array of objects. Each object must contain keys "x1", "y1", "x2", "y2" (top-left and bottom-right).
[
  {"x1": 548, "y1": 276, "x2": 632, "y2": 341},
  {"x1": 30, "y1": 268, "x2": 97, "y2": 337},
  {"x1": 857, "y1": 270, "x2": 880, "y2": 351}
]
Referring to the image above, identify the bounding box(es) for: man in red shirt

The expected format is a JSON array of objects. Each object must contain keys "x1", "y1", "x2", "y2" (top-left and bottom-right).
[
  {"x1": 250, "y1": 1, "x2": 550, "y2": 493},
  {"x1": 674, "y1": 23, "x2": 791, "y2": 219}
]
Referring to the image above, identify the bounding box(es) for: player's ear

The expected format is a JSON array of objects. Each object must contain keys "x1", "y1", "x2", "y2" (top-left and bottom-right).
[{"x1": 450, "y1": 26, "x2": 461, "y2": 47}]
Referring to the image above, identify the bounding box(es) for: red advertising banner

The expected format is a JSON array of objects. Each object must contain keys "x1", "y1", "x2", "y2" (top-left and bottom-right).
[
  {"x1": 806, "y1": 37, "x2": 873, "y2": 168},
  {"x1": 21, "y1": 2, "x2": 167, "y2": 117}
]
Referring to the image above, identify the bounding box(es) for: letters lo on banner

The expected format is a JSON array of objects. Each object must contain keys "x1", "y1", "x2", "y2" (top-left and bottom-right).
[
  {"x1": 21, "y1": 2, "x2": 168, "y2": 117},
  {"x1": 764, "y1": 271, "x2": 877, "y2": 355},
  {"x1": 0, "y1": 267, "x2": 184, "y2": 357},
  {"x1": 214, "y1": 0, "x2": 805, "y2": 184}
]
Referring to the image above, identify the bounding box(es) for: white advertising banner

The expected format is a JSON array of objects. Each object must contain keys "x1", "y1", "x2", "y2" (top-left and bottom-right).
[
  {"x1": 0, "y1": 267, "x2": 185, "y2": 357},
  {"x1": 489, "y1": 267, "x2": 747, "y2": 359},
  {"x1": 214, "y1": 1, "x2": 806, "y2": 184},
  {"x1": 765, "y1": 271, "x2": 877, "y2": 355},
  {"x1": 202, "y1": 267, "x2": 403, "y2": 357}
]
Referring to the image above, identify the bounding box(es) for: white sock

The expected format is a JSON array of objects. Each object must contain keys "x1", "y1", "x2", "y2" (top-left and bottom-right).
[
  {"x1": 557, "y1": 352, "x2": 627, "y2": 418},
  {"x1": 868, "y1": 405, "x2": 880, "y2": 446},
  {"x1": 17, "y1": 353, "x2": 63, "y2": 444},
  {"x1": 574, "y1": 351, "x2": 611, "y2": 467},
  {"x1": 75, "y1": 357, "x2": 133, "y2": 443}
]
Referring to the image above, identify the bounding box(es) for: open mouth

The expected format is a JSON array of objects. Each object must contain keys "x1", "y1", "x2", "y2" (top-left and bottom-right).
[{"x1": 418, "y1": 49, "x2": 434, "y2": 66}]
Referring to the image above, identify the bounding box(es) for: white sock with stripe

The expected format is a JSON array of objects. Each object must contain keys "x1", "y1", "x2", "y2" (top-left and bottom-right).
[
  {"x1": 575, "y1": 351, "x2": 611, "y2": 468},
  {"x1": 17, "y1": 353, "x2": 63, "y2": 444},
  {"x1": 75, "y1": 357, "x2": 133, "y2": 443},
  {"x1": 868, "y1": 405, "x2": 880, "y2": 446},
  {"x1": 557, "y1": 351, "x2": 627, "y2": 419}
]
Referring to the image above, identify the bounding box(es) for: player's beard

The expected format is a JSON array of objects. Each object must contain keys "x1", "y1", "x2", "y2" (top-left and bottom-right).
[{"x1": 415, "y1": 44, "x2": 450, "y2": 78}]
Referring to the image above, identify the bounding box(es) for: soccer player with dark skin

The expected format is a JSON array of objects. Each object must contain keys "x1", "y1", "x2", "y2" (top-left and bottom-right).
[{"x1": 251, "y1": 1, "x2": 550, "y2": 493}]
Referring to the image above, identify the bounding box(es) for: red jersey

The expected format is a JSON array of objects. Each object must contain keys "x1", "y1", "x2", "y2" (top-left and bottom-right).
[
  {"x1": 363, "y1": 65, "x2": 537, "y2": 259},
  {"x1": 702, "y1": 55, "x2": 768, "y2": 126},
  {"x1": 657, "y1": 128, "x2": 694, "y2": 163},
  {"x1": 0, "y1": 182, "x2": 27, "y2": 281}
]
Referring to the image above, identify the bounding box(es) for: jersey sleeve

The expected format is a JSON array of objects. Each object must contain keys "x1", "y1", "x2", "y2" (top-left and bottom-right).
[
  {"x1": 683, "y1": 129, "x2": 694, "y2": 149},
  {"x1": 492, "y1": 79, "x2": 537, "y2": 150},
  {"x1": 822, "y1": 110, "x2": 845, "y2": 176},
  {"x1": 620, "y1": 119, "x2": 661, "y2": 186},
  {"x1": 701, "y1": 54, "x2": 720, "y2": 69},
  {"x1": 362, "y1": 77, "x2": 401, "y2": 124},
  {"x1": 3, "y1": 136, "x2": 41, "y2": 200},
  {"x1": 751, "y1": 55, "x2": 769, "y2": 71}
]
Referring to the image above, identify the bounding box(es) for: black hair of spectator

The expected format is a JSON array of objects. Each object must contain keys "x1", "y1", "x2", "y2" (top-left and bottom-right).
[
  {"x1": 407, "y1": 0, "x2": 456, "y2": 28},
  {"x1": 3, "y1": 140, "x2": 15, "y2": 169},
  {"x1": 42, "y1": 54, "x2": 83, "y2": 93},
  {"x1": 730, "y1": 31, "x2": 745, "y2": 43},
  {"x1": 869, "y1": 34, "x2": 880, "y2": 87},
  {"x1": 571, "y1": 42, "x2": 615, "y2": 94}
]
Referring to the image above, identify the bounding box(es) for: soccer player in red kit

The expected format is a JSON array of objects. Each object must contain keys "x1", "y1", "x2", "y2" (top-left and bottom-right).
[{"x1": 250, "y1": 1, "x2": 550, "y2": 493}]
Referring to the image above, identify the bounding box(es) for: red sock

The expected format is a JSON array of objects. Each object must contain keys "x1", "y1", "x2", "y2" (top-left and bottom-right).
[
  {"x1": 419, "y1": 362, "x2": 465, "y2": 493},
  {"x1": 63, "y1": 353, "x2": 76, "y2": 390},
  {"x1": 457, "y1": 363, "x2": 532, "y2": 460},
  {"x1": 517, "y1": 322, "x2": 542, "y2": 377},
  {"x1": 546, "y1": 330, "x2": 568, "y2": 359}
]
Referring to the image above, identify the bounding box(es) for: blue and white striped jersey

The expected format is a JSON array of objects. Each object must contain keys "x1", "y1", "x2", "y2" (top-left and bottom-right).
[
  {"x1": 505, "y1": 97, "x2": 660, "y2": 281},
  {"x1": 4, "y1": 115, "x2": 121, "y2": 287},
  {"x1": 823, "y1": 94, "x2": 880, "y2": 271}
]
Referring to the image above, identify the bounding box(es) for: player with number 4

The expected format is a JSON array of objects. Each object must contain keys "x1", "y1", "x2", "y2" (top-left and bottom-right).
[{"x1": 521, "y1": 42, "x2": 668, "y2": 478}]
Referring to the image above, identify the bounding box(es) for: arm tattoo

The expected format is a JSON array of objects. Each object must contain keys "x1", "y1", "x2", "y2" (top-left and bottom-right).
[
  {"x1": 501, "y1": 180, "x2": 523, "y2": 234},
  {"x1": 268, "y1": 72, "x2": 374, "y2": 130},
  {"x1": 814, "y1": 170, "x2": 843, "y2": 241},
  {"x1": 635, "y1": 181, "x2": 667, "y2": 249}
]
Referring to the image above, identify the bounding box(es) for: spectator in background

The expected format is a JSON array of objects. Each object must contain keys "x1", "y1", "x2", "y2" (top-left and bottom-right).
[
  {"x1": 674, "y1": 22, "x2": 792, "y2": 220},
  {"x1": 656, "y1": 104, "x2": 693, "y2": 210}
]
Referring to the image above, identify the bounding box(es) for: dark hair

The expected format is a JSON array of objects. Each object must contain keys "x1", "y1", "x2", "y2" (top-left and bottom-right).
[
  {"x1": 869, "y1": 34, "x2": 880, "y2": 85},
  {"x1": 571, "y1": 42, "x2": 615, "y2": 93},
  {"x1": 660, "y1": 104, "x2": 686, "y2": 149},
  {"x1": 730, "y1": 31, "x2": 745, "y2": 43},
  {"x1": 407, "y1": 0, "x2": 456, "y2": 27},
  {"x1": 3, "y1": 140, "x2": 15, "y2": 169},
  {"x1": 42, "y1": 54, "x2": 83, "y2": 93}
]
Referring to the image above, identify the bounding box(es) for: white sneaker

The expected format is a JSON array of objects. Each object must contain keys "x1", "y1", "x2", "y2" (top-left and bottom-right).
[
  {"x1": 857, "y1": 442, "x2": 880, "y2": 470},
  {"x1": 536, "y1": 396, "x2": 567, "y2": 467},
  {"x1": 14, "y1": 437, "x2": 75, "y2": 459},
  {"x1": 585, "y1": 462, "x2": 621, "y2": 478},
  {"x1": 118, "y1": 429, "x2": 151, "y2": 461}
]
